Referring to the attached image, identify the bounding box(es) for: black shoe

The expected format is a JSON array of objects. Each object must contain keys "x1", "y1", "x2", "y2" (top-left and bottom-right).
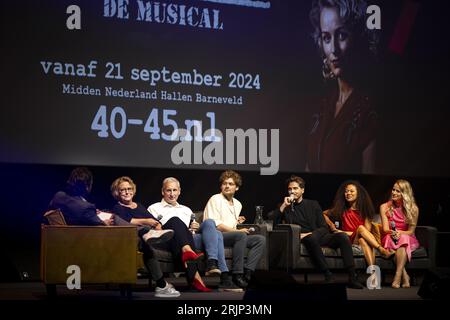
[
  {"x1": 324, "y1": 271, "x2": 334, "y2": 283},
  {"x1": 232, "y1": 274, "x2": 248, "y2": 288},
  {"x1": 347, "y1": 273, "x2": 364, "y2": 289},
  {"x1": 219, "y1": 278, "x2": 244, "y2": 292},
  {"x1": 244, "y1": 268, "x2": 253, "y2": 283},
  {"x1": 205, "y1": 259, "x2": 221, "y2": 276}
]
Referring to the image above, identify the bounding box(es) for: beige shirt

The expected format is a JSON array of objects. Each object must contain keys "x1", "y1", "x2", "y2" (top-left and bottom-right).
[
  {"x1": 203, "y1": 193, "x2": 242, "y2": 229},
  {"x1": 147, "y1": 199, "x2": 193, "y2": 227}
]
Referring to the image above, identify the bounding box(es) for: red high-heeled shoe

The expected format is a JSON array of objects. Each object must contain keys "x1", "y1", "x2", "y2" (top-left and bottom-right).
[
  {"x1": 192, "y1": 278, "x2": 212, "y2": 292},
  {"x1": 182, "y1": 251, "x2": 204, "y2": 264}
]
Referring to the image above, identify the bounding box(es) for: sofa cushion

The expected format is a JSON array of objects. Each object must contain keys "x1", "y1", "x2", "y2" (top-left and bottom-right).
[
  {"x1": 300, "y1": 243, "x2": 428, "y2": 259},
  {"x1": 411, "y1": 247, "x2": 428, "y2": 258}
]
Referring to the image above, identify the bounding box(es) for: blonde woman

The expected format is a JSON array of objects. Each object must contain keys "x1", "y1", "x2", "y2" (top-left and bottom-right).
[{"x1": 380, "y1": 180, "x2": 420, "y2": 288}]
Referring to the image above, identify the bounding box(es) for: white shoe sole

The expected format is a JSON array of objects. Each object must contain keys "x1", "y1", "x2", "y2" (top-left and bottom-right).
[
  {"x1": 145, "y1": 230, "x2": 174, "y2": 244},
  {"x1": 205, "y1": 268, "x2": 221, "y2": 276},
  {"x1": 154, "y1": 293, "x2": 181, "y2": 298}
]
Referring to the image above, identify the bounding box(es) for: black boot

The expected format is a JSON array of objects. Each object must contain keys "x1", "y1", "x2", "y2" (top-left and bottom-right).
[
  {"x1": 347, "y1": 269, "x2": 364, "y2": 289},
  {"x1": 324, "y1": 270, "x2": 334, "y2": 283},
  {"x1": 218, "y1": 272, "x2": 243, "y2": 292},
  {"x1": 205, "y1": 259, "x2": 221, "y2": 276},
  {"x1": 244, "y1": 268, "x2": 253, "y2": 283},
  {"x1": 232, "y1": 274, "x2": 248, "y2": 288}
]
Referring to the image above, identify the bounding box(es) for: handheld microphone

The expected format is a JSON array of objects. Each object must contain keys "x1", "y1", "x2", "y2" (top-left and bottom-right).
[
  {"x1": 390, "y1": 220, "x2": 398, "y2": 245},
  {"x1": 289, "y1": 193, "x2": 295, "y2": 212},
  {"x1": 190, "y1": 213, "x2": 196, "y2": 234},
  {"x1": 152, "y1": 214, "x2": 163, "y2": 229}
]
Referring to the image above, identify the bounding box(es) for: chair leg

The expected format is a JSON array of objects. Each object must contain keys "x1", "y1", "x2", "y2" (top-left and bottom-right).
[
  {"x1": 46, "y1": 284, "x2": 57, "y2": 297},
  {"x1": 119, "y1": 284, "x2": 133, "y2": 299}
]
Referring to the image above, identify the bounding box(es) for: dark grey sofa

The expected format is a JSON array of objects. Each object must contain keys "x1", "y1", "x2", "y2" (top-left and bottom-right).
[{"x1": 269, "y1": 224, "x2": 437, "y2": 280}]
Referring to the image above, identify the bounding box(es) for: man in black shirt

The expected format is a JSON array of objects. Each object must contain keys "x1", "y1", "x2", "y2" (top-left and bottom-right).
[{"x1": 273, "y1": 175, "x2": 363, "y2": 289}]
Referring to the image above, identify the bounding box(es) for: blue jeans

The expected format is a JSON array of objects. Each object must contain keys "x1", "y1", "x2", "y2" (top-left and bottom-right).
[{"x1": 193, "y1": 219, "x2": 229, "y2": 272}]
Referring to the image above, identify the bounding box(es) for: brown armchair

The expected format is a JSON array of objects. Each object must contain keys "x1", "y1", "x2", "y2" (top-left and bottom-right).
[{"x1": 40, "y1": 210, "x2": 139, "y2": 297}]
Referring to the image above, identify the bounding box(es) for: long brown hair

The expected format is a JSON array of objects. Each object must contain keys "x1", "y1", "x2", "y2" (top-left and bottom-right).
[{"x1": 329, "y1": 180, "x2": 375, "y2": 221}]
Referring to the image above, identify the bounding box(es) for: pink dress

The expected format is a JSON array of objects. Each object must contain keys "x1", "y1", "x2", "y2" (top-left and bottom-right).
[{"x1": 382, "y1": 203, "x2": 419, "y2": 261}]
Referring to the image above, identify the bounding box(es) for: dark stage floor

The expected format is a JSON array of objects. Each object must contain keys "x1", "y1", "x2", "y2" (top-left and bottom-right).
[{"x1": 0, "y1": 273, "x2": 423, "y2": 301}]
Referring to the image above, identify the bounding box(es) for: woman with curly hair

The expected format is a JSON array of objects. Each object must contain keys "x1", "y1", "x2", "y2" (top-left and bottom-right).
[
  {"x1": 325, "y1": 180, "x2": 394, "y2": 268},
  {"x1": 380, "y1": 180, "x2": 420, "y2": 288}
]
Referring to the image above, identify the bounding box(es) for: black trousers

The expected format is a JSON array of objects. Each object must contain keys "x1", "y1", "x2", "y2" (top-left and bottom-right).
[
  {"x1": 155, "y1": 217, "x2": 196, "y2": 263},
  {"x1": 302, "y1": 227, "x2": 355, "y2": 273}
]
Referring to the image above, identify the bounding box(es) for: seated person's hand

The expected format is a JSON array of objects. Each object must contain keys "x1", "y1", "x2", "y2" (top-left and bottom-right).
[
  {"x1": 391, "y1": 230, "x2": 400, "y2": 241},
  {"x1": 103, "y1": 216, "x2": 115, "y2": 226},
  {"x1": 190, "y1": 220, "x2": 200, "y2": 231},
  {"x1": 238, "y1": 216, "x2": 246, "y2": 224},
  {"x1": 148, "y1": 218, "x2": 161, "y2": 228},
  {"x1": 238, "y1": 227, "x2": 251, "y2": 234},
  {"x1": 300, "y1": 232, "x2": 312, "y2": 239}
]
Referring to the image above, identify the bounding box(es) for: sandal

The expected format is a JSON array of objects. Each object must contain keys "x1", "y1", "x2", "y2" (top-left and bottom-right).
[
  {"x1": 392, "y1": 272, "x2": 401, "y2": 289},
  {"x1": 402, "y1": 270, "x2": 411, "y2": 288}
]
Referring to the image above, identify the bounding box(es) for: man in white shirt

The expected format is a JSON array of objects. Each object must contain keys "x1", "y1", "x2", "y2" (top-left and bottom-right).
[
  {"x1": 203, "y1": 170, "x2": 266, "y2": 288},
  {"x1": 148, "y1": 177, "x2": 242, "y2": 292}
]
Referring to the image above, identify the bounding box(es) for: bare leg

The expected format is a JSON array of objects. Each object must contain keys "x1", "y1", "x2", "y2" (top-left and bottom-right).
[
  {"x1": 392, "y1": 247, "x2": 407, "y2": 288},
  {"x1": 181, "y1": 244, "x2": 195, "y2": 253},
  {"x1": 402, "y1": 268, "x2": 410, "y2": 288},
  {"x1": 356, "y1": 225, "x2": 394, "y2": 258},
  {"x1": 358, "y1": 237, "x2": 375, "y2": 266}
]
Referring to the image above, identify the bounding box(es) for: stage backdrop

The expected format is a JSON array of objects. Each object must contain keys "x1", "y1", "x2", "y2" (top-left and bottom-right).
[{"x1": 1, "y1": 0, "x2": 449, "y2": 176}]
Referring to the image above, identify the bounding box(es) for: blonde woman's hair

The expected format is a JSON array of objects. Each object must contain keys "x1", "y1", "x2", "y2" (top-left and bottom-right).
[
  {"x1": 111, "y1": 176, "x2": 136, "y2": 201},
  {"x1": 393, "y1": 179, "x2": 418, "y2": 226}
]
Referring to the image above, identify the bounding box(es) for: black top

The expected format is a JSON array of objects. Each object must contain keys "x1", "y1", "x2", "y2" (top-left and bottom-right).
[
  {"x1": 111, "y1": 202, "x2": 156, "y2": 222},
  {"x1": 274, "y1": 198, "x2": 327, "y2": 233},
  {"x1": 49, "y1": 191, "x2": 103, "y2": 226}
]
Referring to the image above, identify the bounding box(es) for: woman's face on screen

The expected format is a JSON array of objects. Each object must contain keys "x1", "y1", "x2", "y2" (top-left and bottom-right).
[{"x1": 320, "y1": 6, "x2": 353, "y2": 79}]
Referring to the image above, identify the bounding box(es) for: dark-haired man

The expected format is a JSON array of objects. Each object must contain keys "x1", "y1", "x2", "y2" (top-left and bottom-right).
[{"x1": 272, "y1": 175, "x2": 363, "y2": 289}]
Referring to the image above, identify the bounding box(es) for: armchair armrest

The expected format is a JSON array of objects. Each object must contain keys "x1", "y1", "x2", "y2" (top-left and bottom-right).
[
  {"x1": 41, "y1": 225, "x2": 138, "y2": 284},
  {"x1": 273, "y1": 224, "x2": 301, "y2": 271},
  {"x1": 237, "y1": 223, "x2": 268, "y2": 237},
  {"x1": 415, "y1": 226, "x2": 437, "y2": 268}
]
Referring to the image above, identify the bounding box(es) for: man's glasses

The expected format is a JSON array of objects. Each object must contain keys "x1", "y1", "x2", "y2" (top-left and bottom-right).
[{"x1": 119, "y1": 187, "x2": 134, "y2": 194}]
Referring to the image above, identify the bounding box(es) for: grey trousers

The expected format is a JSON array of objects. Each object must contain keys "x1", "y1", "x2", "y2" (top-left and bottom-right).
[{"x1": 222, "y1": 231, "x2": 266, "y2": 274}]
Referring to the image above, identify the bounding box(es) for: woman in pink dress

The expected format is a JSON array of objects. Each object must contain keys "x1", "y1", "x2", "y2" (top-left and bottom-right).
[{"x1": 380, "y1": 180, "x2": 420, "y2": 288}]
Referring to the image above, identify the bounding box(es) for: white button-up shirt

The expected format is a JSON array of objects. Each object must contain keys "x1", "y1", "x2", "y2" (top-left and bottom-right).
[
  {"x1": 203, "y1": 193, "x2": 242, "y2": 229},
  {"x1": 147, "y1": 199, "x2": 193, "y2": 227}
]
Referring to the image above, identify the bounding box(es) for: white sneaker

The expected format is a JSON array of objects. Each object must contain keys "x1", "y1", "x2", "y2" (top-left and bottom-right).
[
  {"x1": 155, "y1": 282, "x2": 181, "y2": 298},
  {"x1": 143, "y1": 229, "x2": 174, "y2": 244}
]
